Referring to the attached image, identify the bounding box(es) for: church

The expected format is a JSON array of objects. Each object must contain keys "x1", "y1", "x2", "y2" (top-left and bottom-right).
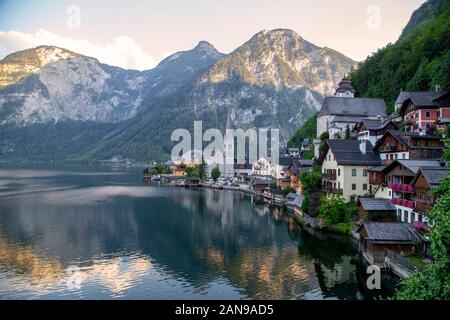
[{"x1": 316, "y1": 77, "x2": 387, "y2": 139}]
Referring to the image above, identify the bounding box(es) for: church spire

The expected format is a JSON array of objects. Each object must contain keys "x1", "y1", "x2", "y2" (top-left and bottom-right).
[{"x1": 334, "y1": 76, "x2": 355, "y2": 98}]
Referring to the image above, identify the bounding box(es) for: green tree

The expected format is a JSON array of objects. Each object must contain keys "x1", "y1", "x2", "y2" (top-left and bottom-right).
[
  {"x1": 317, "y1": 195, "x2": 357, "y2": 226},
  {"x1": 185, "y1": 167, "x2": 196, "y2": 178},
  {"x1": 282, "y1": 187, "x2": 296, "y2": 197},
  {"x1": 196, "y1": 157, "x2": 208, "y2": 181},
  {"x1": 211, "y1": 167, "x2": 221, "y2": 181}
]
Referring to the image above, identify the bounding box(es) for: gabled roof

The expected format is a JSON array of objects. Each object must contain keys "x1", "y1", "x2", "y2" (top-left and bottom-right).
[
  {"x1": 412, "y1": 167, "x2": 450, "y2": 187},
  {"x1": 374, "y1": 130, "x2": 444, "y2": 151},
  {"x1": 298, "y1": 160, "x2": 313, "y2": 167},
  {"x1": 319, "y1": 96, "x2": 387, "y2": 117},
  {"x1": 356, "y1": 119, "x2": 397, "y2": 131},
  {"x1": 359, "y1": 223, "x2": 420, "y2": 243},
  {"x1": 318, "y1": 139, "x2": 381, "y2": 166},
  {"x1": 383, "y1": 159, "x2": 441, "y2": 175},
  {"x1": 397, "y1": 91, "x2": 443, "y2": 107},
  {"x1": 359, "y1": 198, "x2": 396, "y2": 211},
  {"x1": 368, "y1": 165, "x2": 387, "y2": 173}
]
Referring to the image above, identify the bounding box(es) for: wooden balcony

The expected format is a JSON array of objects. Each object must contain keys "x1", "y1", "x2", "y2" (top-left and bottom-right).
[
  {"x1": 380, "y1": 145, "x2": 397, "y2": 153},
  {"x1": 321, "y1": 185, "x2": 342, "y2": 195},
  {"x1": 415, "y1": 198, "x2": 434, "y2": 212},
  {"x1": 322, "y1": 172, "x2": 337, "y2": 181}
]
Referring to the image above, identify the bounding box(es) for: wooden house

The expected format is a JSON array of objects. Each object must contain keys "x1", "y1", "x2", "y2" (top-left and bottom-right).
[
  {"x1": 357, "y1": 222, "x2": 421, "y2": 264},
  {"x1": 358, "y1": 198, "x2": 396, "y2": 222},
  {"x1": 411, "y1": 167, "x2": 450, "y2": 223},
  {"x1": 373, "y1": 130, "x2": 444, "y2": 165}
]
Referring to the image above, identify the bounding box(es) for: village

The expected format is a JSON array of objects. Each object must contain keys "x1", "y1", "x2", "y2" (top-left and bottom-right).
[{"x1": 144, "y1": 77, "x2": 450, "y2": 280}]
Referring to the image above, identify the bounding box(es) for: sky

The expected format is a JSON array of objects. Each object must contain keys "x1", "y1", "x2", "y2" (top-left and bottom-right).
[{"x1": 0, "y1": 0, "x2": 426, "y2": 70}]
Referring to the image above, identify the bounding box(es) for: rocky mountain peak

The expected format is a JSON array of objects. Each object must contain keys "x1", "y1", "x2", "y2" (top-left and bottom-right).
[{"x1": 0, "y1": 45, "x2": 78, "y2": 88}]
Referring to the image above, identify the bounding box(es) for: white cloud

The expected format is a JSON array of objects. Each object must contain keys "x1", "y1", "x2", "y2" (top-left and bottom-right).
[{"x1": 0, "y1": 29, "x2": 158, "y2": 70}]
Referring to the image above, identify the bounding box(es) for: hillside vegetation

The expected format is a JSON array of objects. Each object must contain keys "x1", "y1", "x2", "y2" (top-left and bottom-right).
[{"x1": 350, "y1": 0, "x2": 450, "y2": 114}]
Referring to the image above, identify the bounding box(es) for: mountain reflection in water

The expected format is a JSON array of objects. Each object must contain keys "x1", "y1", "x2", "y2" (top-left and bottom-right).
[{"x1": 0, "y1": 166, "x2": 387, "y2": 300}]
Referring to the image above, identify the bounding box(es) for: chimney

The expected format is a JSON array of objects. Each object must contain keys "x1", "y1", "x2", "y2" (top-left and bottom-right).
[{"x1": 360, "y1": 140, "x2": 367, "y2": 155}]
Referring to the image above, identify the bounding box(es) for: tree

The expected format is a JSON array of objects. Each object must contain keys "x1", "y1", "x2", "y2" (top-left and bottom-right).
[
  {"x1": 345, "y1": 125, "x2": 351, "y2": 139},
  {"x1": 185, "y1": 167, "x2": 196, "y2": 178},
  {"x1": 211, "y1": 167, "x2": 221, "y2": 181},
  {"x1": 317, "y1": 195, "x2": 357, "y2": 226},
  {"x1": 300, "y1": 165, "x2": 322, "y2": 194},
  {"x1": 282, "y1": 187, "x2": 296, "y2": 197},
  {"x1": 196, "y1": 157, "x2": 208, "y2": 181}
]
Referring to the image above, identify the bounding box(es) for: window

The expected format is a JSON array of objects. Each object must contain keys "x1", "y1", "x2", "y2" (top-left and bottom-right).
[
  {"x1": 402, "y1": 153, "x2": 406, "y2": 159},
  {"x1": 389, "y1": 190, "x2": 392, "y2": 197},
  {"x1": 338, "y1": 169, "x2": 341, "y2": 177},
  {"x1": 426, "y1": 123, "x2": 431, "y2": 129},
  {"x1": 363, "y1": 169, "x2": 368, "y2": 177},
  {"x1": 352, "y1": 169, "x2": 357, "y2": 176},
  {"x1": 415, "y1": 112, "x2": 419, "y2": 118},
  {"x1": 363, "y1": 184, "x2": 368, "y2": 191},
  {"x1": 352, "y1": 184, "x2": 356, "y2": 190},
  {"x1": 437, "y1": 111, "x2": 440, "y2": 117},
  {"x1": 395, "y1": 154, "x2": 398, "y2": 160},
  {"x1": 426, "y1": 111, "x2": 430, "y2": 118},
  {"x1": 328, "y1": 155, "x2": 331, "y2": 161}
]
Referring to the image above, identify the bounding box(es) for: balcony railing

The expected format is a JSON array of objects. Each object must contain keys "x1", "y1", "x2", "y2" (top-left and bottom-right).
[
  {"x1": 415, "y1": 198, "x2": 435, "y2": 211},
  {"x1": 322, "y1": 172, "x2": 337, "y2": 180},
  {"x1": 390, "y1": 183, "x2": 414, "y2": 193},
  {"x1": 380, "y1": 145, "x2": 397, "y2": 152},
  {"x1": 321, "y1": 186, "x2": 342, "y2": 195},
  {"x1": 391, "y1": 198, "x2": 415, "y2": 209}
]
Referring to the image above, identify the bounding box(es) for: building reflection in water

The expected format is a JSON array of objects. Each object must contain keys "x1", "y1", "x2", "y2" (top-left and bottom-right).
[{"x1": 0, "y1": 169, "x2": 375, "y2": 299}]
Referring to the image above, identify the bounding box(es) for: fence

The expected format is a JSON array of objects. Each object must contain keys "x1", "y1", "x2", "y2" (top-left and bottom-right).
[{"x1": 385, "y1": 249, "x2": 426, "y2": 273}]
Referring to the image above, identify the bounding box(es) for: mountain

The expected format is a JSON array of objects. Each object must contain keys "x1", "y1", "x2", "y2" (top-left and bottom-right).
[
  {"x1": 350, "y1": 0, "x2": 450, "y2": 114},
  {"x1": 0, "y1": 30, "x2": 357, "y2": 161},
  {"x1": 80, "y1": 29, "x2": 357, "y2": 161},
  {"x1": 0, "y1": 46, "x2": 148, "y2": 125},
  {"x1": 399, "y1": 0, "x2": 446, "y2": 39}
]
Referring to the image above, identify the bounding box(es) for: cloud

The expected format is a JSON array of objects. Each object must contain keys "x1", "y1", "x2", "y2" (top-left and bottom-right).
[{"x1": 0, "y1": 29, "x2": 158, "y2": 70}]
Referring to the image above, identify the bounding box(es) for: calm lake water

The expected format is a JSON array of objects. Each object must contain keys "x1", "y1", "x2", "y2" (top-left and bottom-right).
[{"x1": 0, "y1": 165, "x2": 391, "y2": 300}]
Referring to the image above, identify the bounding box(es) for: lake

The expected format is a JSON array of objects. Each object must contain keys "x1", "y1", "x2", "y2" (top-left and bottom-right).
[{"x1": 0, "y1": 165, "x2": 391, "y2": 300}]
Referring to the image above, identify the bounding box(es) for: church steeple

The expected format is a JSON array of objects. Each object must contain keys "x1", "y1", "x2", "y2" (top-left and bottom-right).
[{"x1": 334, "y1": 76, "x2": 355, "y2": 98}]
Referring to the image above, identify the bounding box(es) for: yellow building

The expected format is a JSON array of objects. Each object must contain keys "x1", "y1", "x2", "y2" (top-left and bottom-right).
[{"x1": 317, "y1": 140, "x2": 381, "y2": 201}]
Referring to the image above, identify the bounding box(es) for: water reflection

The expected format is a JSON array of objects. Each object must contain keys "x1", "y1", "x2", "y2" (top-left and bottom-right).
[{"x1": 0, "y1": 167, "x2": 380, "y2": 300}]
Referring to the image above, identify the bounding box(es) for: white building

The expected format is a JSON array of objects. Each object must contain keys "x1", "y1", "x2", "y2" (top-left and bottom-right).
[{"x1": 317, "y1": 77, "x2": 387, "y2": 139}]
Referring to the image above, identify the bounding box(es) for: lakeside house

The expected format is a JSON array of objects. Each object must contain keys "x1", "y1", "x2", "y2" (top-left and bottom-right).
[
  {"x1": 358, "y1": 198, "x2": 396, "y2": 223},
  {"x1": 316, "y1": 77, "x2": 387, "y2": 139},
  {"x1": 373, "y1": 130, "x2": 444, "y2": 165},
  {"x1": 318, "y1": 139, "x2": 381, "y2": 201},
  {"x1": 357, "y1": 222, "x2": 421, "y2": 265},
  {"x1": 370, "y1": 159, "x2": 441, "y2": 224}
]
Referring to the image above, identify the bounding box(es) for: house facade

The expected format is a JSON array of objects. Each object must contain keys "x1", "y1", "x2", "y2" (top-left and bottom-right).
[
  {"x1": 397, "y1": 91, "x2": 450, "y2": 133},
  {"x1": 355, "y1": 119, "x2": 398, "y2": 146},
  {"x1": 318, "y1": 140, "x2": 381, "y2": 201},
  {"x1": 373, "y1": 130, "x2": 444, "y2": 165}
]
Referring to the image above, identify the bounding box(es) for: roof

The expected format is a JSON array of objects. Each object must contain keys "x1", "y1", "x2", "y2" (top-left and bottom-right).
[
  {"x1": 335, "y1": 77, "x2": 356, "y2": 94},
  {"x1": 413, "y1": 167, "x2": 450, "y2": 187},
  {"x1": 319, "y1": 96, "x2": 387, "y2": 117},
  {"x1": 278, "y1": 157, "x2": 294, "y2": 166},
  {"x1": 397, "y1": 91, "x2": 444, "y2": 108},
  {"x1": 331, "y1": 115, "x2": 365, "y2": 124},
  {"x1": 385, "y1": 159, "x2": 441, "y2": 175},
  {"x1": 368, "y1": 165, "x2": 387, "y2": 172},
  {"x1": 298, "y1": 160, "x2": 313, "y2": 167},
  {"x1": 359, "y1": 198, "x2": 396, "y2": 212},
  {"x1": 437, "y1": 118, "x2": 450, "y2": 124},
  {"x1": 318, "y1": 140, "x2": 381, "y2": 166},
  {"x1": 358, "y1": 119, "x2": 397, "y2": 131},
  {"x1": 374, "y1": 130, "x2": 444, "y2": 151},
  {"x1": 253, "y1": 179, "x2": 277, "y2": 186},
  {"x1": 360, "y1": 223, "x2": 420, "y2": 243}
]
